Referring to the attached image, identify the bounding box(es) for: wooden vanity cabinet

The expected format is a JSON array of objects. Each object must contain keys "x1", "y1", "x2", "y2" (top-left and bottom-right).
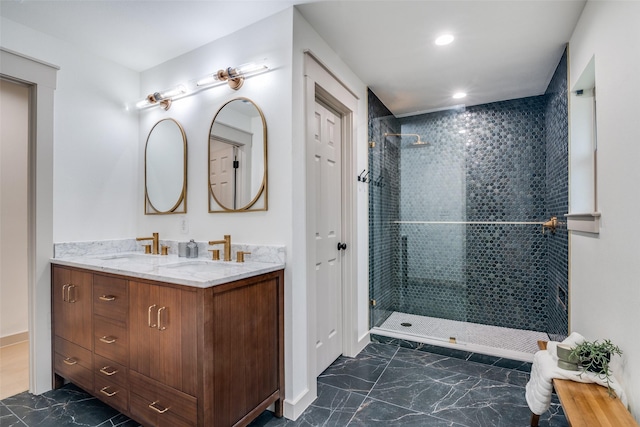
[
  {"x1": 52, "y1": 264, "x2": 285, "y2": 427},
  {"x1": 129, "y1": 281, "x2": 198, "y2": 426},
  {"x1": 52, "y1": 266, "x2": 93, "y2": 391}
]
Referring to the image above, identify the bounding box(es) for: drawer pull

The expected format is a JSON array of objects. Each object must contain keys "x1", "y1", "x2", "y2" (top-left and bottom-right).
[
  {"x1": 148, "y1": 400, "x2": 170, "y2": 414},
  {"x1": 99, "y1": 366, "x2": 118, "y2": 376},
  {"x1": 67, "y1": 284, "x2": 76, "y2": 303},
  {"x1": 99, "y1": 295, "x2": 116, "y2": 301},
  {"x1": 157, "y1": 306, "x2": 167, "y2": 331},
  {"x1": 148, "y1": 304, "x2": 157, "y2": 328},
  {"x1": 99, "y1": 336, "x2": 117, "y2": 344},
  {"x1": 100, "y1": 386, "x2": 118, "y2": 397},
  {"x1": 63, "y1": 357, "x2": 77, "y2": 366}
]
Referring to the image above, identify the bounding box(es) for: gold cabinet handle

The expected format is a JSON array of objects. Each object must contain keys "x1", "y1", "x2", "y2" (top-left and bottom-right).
[
  {"x1": 99, "y1": 295, "x2": 116, "y2": 302},
  {"x1": 99, "y1": 336, "x2": 116, "y2": 344},
  {"x1": 63, "y1": 357, "x2": 77, "y2": 366},
  {"x1": 67, "y1": 284, "x2": 76, "y2": 303},
  {"x1": 148, "y1": 304, "x2": 157, "y2": 328},
  {"x1": 100, "y1": 386, "x2": 118, "y2": 397},
  {"x1": 62, "y1": 284, "x2": 70, "y2": 302},
  {"x1": 99, "y1": 366, "x2": 118, "y2": 376},
  {"x1": 157, "y1": 306, "x2": 167, "y2": 331},
  {"x1": 148, "y1": 400, "x2": 170, "y2": 414}
]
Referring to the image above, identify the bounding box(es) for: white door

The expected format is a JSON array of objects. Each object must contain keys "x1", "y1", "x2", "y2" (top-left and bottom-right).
[
  {"x1": 210, "y1": 142, "x2": 236, "y2": 209},
  {"x1": 314, "y1": 101, "x2": 344, "y2": 376}
]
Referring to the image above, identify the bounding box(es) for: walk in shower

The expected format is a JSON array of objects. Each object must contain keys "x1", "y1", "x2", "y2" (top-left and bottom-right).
[{"x1": 368, "y1": 52, "x2": 569, "y2": 361}]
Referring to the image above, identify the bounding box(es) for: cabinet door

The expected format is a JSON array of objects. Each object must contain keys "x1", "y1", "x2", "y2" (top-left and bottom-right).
[
  {"x1": 129, "y1": 281, "x2": 197, "y2": 396},
  {"x1": 52, "y1": 266, "x2": 93, "y2": 349}
]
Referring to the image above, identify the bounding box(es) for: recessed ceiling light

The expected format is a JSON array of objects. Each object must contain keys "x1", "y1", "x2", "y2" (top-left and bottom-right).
[
  {"x1": 453, "y1": 92, "x2": 467, "y2": 99},
  {"x1": 435, "y1": 34, "x2": 454, "y2": 46}
]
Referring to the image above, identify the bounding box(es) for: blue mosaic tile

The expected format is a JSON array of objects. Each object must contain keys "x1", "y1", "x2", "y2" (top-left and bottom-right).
[{"x1": 368, "y1": 49, "x2": 569, "y2": 337}]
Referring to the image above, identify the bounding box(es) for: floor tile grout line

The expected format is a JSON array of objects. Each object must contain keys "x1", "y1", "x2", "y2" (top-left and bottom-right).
[
  {"x1": 344, "y1": 344, "x2": 400, "y2": 425},
  {"x1": 1, "y1": 401, "x2": 29, "y2": 427}
]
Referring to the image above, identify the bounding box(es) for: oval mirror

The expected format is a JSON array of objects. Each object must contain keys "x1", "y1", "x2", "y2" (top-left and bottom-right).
[
  {"x1": 145, "y1": 118, "x2": 187, "y2": 214},
  {"x1": 208, "y1": 98, "x2": 267, "y2": 212}
]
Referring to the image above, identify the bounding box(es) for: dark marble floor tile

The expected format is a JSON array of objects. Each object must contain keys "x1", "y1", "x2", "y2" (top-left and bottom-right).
[
  {"x1": 367, "y1": 359, "x2": 482, "y2": 415},
  {"x1": 96, "y1": 413, "x2": 141, "y2": 427},
  {"x1": 0, "y1": 404, "x2": 24, "y2": 427},
  {"x1": 318, "y1": 353, "x2": 390, "y2": 394},
  {"x1": 425, "y1": 354, "x2": 530, "y2": 387},
  {"x1": 427, "y1": 378, "x2": 553, "y2": 427},
  {"x1": 392, "y1": 346, "x2": 453, "y2": 367},
  {"x1": 3, "y1": 384, "x2": 127, "y2": 427},
  {"x1": 361, "y1": 342, "x2": 398, "y2": 359},
  {"x1": 249, "y1": 383, "x2": 365, "y2": 427},
  {"x1": 348, "y1": 398, "x2": 466, "y2": 426}
]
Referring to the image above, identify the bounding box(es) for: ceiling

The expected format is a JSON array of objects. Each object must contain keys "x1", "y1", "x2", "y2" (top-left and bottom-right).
[{"x1": 0, "y1": 0, "x2": 586, "y2": 116}]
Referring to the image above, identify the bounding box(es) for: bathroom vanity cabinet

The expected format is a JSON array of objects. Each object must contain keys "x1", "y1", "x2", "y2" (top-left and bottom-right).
[{"x1": 51, "y1": 264, "x2": 285, "y2": 427}]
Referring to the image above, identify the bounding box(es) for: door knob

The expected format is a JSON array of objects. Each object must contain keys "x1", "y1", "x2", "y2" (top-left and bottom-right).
[{"x1": 337, "y1": 242, "x2": 347, "y2": 251}]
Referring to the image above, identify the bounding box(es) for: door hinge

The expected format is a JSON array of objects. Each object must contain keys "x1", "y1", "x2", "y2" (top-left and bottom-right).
[
  {"x1": 233, "y1": 160, "x2": 239, "y2": 169},
  {"x1": 370, "y1": 299, "x2": 376, "y2": 306}
]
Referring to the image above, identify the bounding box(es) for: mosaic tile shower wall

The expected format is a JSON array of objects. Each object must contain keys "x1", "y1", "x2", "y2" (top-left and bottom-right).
[
  {"x1": 399, "y1": 98, "x2": 549, "y2": 331},
  {"x1": 545, "y1": 48, "x2": 569, "y2": 338},
  {"x1": 368, "y1": 89, "x2": 400, "y2": 327},
  {"x1": 368, "y1": 52, "x2": 568, "y2": 336}
]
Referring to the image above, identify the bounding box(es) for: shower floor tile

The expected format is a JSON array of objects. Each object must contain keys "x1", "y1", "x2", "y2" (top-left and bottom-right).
[{"x1": 377, "y1": 312, "x2": 548, "y2": 360}]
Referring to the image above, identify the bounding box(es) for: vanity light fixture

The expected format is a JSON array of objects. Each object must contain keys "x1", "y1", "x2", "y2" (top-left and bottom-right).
[
  {"x1": 196, "y1": 61, "x2": 269, "y2": 90},
  {"x1": 136, "y1": 84, "x2": 186, "y2": 110}
]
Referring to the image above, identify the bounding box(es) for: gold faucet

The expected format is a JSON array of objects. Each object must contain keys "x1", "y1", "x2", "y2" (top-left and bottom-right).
[
  {"x1": 136, "y1": 232, "x2": 159, "y2": 255},
  {"x1": 236, "y1": 251, "x2": 251, "y2": 263},
  {"x1": 208, "y1": 235, "x2": 231, "y2": 261}
]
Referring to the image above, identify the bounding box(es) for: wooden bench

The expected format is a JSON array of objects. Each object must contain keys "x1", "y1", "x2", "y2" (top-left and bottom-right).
[{"x1": 531, "y1": 341, "x2": 638, "y2": 427}]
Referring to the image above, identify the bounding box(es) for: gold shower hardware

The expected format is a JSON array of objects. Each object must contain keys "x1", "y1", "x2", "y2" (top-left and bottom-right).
[
  {"x1": 384, "y1": 132, "x2": 428, "y2": 146},
  {"x1": 542, "y1": 217, "x2": 558, "y2": 234}
]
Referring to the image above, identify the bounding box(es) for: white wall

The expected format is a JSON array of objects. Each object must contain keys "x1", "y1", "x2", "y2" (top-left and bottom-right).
[
  {"x1": 138, "y1": 11, "x2": 292, "y2": 245},
  {"x1": 0, "y1": 80, "x2": 29, "y2": 339},
  {"x1": 291, "y1": 8, "x2": 370, "y2": 416},
  {"x1": 569, "y1": 1, "x2": 640, "y2": 420},
  {"x1": 139, "y1": 8, "x2": 371, "y2": 418},
  {"x1": 0, "y1": 17, "x2": 140, "y2": 243}
]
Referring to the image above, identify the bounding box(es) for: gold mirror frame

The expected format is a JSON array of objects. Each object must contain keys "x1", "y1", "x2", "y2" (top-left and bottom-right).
[
  {"x1": 208, "y1": 97, "x2": 268, "y2": 212},
  {"x1": 144, "y1": 118, "x2": 187, "y2": 214}
]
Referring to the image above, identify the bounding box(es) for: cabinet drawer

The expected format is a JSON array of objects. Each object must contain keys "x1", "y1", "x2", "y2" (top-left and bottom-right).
[
  {"x1": 93, "y1": 274, "x2": 128, "y2": 323},
  {"x1": 55, "y1": 337, "x2": 93, "y2": 371},
  {"x1": 54, "y1": 338, "x2": 93, "y2": 391},
  {"x1": 94, "y1": 316, "x2": 128, "y2": 366},
  {"x1": 94, "y1": 354, "x2": 128, "y2": 389},
  {"x1": 130, "y1": 371, "x2": 197, "y2": 426},
  {"x1": 94, "y1": 374, "x2": 129, "y2": 415}
]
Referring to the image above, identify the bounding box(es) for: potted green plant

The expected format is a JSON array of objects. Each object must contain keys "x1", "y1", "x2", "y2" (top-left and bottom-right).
[{"x1": 569, "y1": 339, "x2": 623, "y2": 397}]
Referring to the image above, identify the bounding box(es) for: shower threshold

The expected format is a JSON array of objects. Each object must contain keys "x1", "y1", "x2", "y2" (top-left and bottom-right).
[{"x1": 373, "y1": 312, "x2": 549, "y2": 362}]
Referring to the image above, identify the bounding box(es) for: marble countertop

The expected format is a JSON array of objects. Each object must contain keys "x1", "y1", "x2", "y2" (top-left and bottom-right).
[{"x1": 51, "y1": 252, "x2": 285, "y2": 288}]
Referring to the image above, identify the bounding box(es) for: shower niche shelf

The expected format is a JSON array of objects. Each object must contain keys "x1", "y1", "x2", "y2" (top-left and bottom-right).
[{"x1": 564, "y1": 212, "x2": 601, "y2": 234}]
